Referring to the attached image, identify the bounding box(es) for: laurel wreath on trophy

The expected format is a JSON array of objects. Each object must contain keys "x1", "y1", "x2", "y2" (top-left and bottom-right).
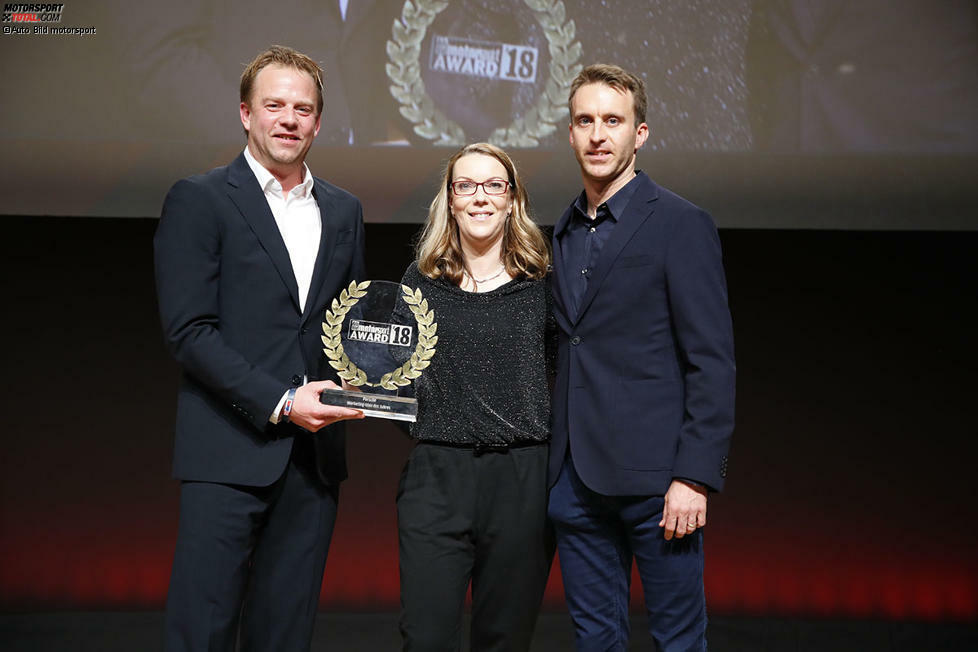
[
  {"x1": 322, "y1": 281, "x2": 438, "y2": 391},
  {"x1": 386, "y1": 0, "x2": 583, "y2": 147}
]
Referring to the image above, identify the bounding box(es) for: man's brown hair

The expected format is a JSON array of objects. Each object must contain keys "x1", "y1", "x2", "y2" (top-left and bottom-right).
[
  {"x1": 568, "y1": 63, "x2": 647, "y2": 126},
  {"x1": 240, "y1": 45, "x2": 325, "y2": 115}
]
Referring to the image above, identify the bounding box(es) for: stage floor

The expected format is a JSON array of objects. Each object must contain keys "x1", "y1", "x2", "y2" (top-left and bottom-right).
[{"x1": 1, "y1": 611, "x2": 976, "y2": 651}]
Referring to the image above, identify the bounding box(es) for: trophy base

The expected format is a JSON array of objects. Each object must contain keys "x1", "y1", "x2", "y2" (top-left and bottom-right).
[{"x1": 320, "y1": 388, "x2": 417, "y2": 422}]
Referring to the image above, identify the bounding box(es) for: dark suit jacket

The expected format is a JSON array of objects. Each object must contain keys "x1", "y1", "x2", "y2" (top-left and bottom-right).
[
  {"x1": 154, "y1": 152, "x2": 366, "y2": 487},
  {"x1": 550, "y1": 172, "x2": 735, "y2": 496}
]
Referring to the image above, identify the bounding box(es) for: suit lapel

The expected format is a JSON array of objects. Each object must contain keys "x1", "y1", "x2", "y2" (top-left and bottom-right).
[
  {"x1": 226, "y1": 154, "x2": 301, "y2": 311},
  {"x1": 572, "y1": 174, "x2": 658, "y2": 325},
  {"x1": 551, "y1": 206, "x2": 575, "y2": 328},
  {"x1": 302, "y1": 178, "x2": 340, "y2": 323}
]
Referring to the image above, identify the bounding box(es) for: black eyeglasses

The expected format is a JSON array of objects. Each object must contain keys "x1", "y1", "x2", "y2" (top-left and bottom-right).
[{"x1": 450, "y1": 179, "x2": 511, "y2": 196}]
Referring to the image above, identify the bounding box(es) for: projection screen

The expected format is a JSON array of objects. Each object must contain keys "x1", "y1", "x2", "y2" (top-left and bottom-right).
[{"x1": 1, "y1": 0, "x2": 975, "y2": 228}]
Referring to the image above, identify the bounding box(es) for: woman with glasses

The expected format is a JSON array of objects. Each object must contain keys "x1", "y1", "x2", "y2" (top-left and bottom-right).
[{"x1": 396, "y1": 142, "x2": 554, "y2": 651}]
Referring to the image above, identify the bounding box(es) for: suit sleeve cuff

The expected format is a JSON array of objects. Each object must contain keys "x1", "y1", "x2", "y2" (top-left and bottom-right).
[{"x1": 268, "y1": 390, "x2": 290, "y2": 424}]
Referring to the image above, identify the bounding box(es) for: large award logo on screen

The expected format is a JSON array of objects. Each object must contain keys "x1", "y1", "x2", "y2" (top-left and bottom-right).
[{"x1": 387, "y1": 0, "x2": 581, "y2": 147}]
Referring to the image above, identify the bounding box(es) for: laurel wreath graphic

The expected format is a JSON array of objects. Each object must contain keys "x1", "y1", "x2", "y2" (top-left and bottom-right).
[
  {"x1": 322, "y1": 281, "x2": 438, "y2": 391},
  {"x1": 386, "y1": 0, "x2": 582, "y2": 147}
]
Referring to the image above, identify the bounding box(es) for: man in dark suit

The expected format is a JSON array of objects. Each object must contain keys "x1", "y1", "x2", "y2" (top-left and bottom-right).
[
  {"x1": 548, "y1": 64, "x2": 736, "y2": 651},
  {"x1": 123, "y1": 0, "x2": 411, "y2": 146},
  {"x1": 154, "y1": 46, "x2": 365, "y2": 651}
]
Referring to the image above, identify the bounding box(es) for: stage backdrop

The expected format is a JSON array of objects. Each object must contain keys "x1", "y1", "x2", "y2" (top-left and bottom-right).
[{"x1": 0, "y1": 219, "x2": 975, "y2": 622}]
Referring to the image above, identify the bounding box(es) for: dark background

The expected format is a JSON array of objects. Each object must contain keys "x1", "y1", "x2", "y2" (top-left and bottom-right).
[{"x1": 1, "y1": 218, "x2": 975, "y2": 626}]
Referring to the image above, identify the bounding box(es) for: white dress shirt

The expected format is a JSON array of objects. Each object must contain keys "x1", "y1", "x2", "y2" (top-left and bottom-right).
[
  {"x1": 243, "y1": 146, "x2": 322, "y2": 313},
  {"x1": 242, "y1": 148, "x2": 322, "y2": 423}
]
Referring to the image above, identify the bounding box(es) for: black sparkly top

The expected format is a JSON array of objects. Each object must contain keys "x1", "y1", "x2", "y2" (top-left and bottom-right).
[{"x1": 399, "y1": 262, "x2": 555, "y2": 447}]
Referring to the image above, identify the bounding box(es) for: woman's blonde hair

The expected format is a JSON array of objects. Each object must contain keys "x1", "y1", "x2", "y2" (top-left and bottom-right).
[{"x1": 416, "y1": 143, "x2": 550, "y2": 284}]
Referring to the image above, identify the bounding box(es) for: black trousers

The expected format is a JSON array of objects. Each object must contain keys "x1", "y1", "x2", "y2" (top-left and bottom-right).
[
  {"x1": 397, "y1": 442, "x2": 554, "y2": 652},
  {"x1": 164, "y1": 434, "x2": 339, "y2": 652}
]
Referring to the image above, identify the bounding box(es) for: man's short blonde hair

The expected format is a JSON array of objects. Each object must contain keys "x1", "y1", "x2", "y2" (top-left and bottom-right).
[{"x1": 240, "y1": 45, "x2": 325, "y2": 115}]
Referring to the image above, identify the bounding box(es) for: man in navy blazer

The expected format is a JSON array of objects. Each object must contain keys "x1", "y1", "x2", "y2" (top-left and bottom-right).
[
  {"x1": 548, "y1": 64, "x2": 736, "y2": 651},
  {"x1": 154, "y1": 46, "x2": 365, "y2": 651}
]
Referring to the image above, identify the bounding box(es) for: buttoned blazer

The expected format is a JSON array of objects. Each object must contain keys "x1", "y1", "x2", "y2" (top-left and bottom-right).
[
  {"x1": 154, "y1": 153, "x2": 366, "y2": 487},
  {"x1": 550, "y1": 172, "x2": 735, "y2": 495}
]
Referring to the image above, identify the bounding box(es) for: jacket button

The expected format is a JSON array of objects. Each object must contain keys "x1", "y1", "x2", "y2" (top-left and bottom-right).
[
  {"x1": 291, "y1": 375, "x2": 302, "y2": 386},
  {"x1": 570, "y1": 336, "x2": 581, "y2": 345}
]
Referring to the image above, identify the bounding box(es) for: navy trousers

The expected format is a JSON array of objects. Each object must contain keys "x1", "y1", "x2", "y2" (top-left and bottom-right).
[
  {"x1": 548, "y1": 456, "x2": 706, "y2": 652},
  {"x1": 164, "y1": 434, "x2": 339, "y2": 652}
]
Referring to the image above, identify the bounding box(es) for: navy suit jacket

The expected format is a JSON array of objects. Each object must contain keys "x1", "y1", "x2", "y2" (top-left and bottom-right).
[
  {"x1": 154, "y1": 153, "x2": 366, "y2": 487},
  {"x1": 550, "y1": 172, "x2": 735, "y2": 495}
]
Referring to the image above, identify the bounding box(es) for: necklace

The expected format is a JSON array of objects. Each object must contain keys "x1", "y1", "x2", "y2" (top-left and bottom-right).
[{"x1": 464, "y1": 264, "x2": 506, "y2": 284}]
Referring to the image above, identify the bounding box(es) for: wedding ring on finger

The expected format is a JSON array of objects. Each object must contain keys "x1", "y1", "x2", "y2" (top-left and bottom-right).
[{"x1": 686, "y1": 521, "x2": 697, "y2": 530}]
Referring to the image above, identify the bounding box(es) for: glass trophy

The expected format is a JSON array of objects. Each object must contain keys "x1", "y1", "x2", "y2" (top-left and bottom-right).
[{"x1": 320, "y1": 280, "x2": 436, "y2": 421}]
